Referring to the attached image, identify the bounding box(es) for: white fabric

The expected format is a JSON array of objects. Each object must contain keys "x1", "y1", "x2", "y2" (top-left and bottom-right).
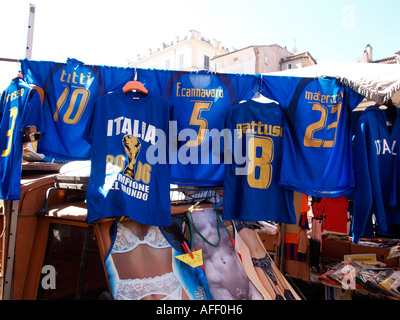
[
  {"x1": 116, "y1": 271, "x2": 182, "y2": 300},
  {"x1": 111, "y1": 223, "x2": 170, "y2": 253},
  {"x1": 265, "y1": 62, "x2": 400, "y2": 107}
]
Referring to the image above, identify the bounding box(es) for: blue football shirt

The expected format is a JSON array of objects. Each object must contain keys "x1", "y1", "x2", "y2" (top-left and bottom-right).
[
  {"x1": 0, "y1": 77, "x2": 45, "y2": 200},
  {"x1": 21, "y1": 58, "x2": 136, "y2": 160},
  {"x1": 221, "y1": 99, "x2": 296, "y2": 223},
  {"x1": 83, "y1": 89, "x2": 173, "y2": 226},
  {"x1": 138, "y1": 69, "x2": 260, "y2": 186},
  {"x1": 352, "y1": 106, "x2": 400, "y2": 243},
  {"x1": 262, "y1": 76, "x2": 364, "y2": 197}
]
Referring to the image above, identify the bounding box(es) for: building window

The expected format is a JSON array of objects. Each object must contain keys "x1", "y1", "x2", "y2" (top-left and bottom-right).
[
  {"x1": 288, "y1": 64, "x2": 292, "y2": 69},
  {"x1": 179, "y1": 54, "x2": 184, "y2": 70},
  {"x1": 204, "y1": 55, "x2": 210, "y2": 70},
  {"x1": 166, "y1": 59, "x2": 170, "y2": 69}
]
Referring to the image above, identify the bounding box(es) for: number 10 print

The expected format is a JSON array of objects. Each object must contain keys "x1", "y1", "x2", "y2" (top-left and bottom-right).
[{"x1": 54, "y1": 85, "x2": 90, "y2": 124}]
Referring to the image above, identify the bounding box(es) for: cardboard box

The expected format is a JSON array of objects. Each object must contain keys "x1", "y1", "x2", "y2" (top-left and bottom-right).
[
  {"x1": 321, "y1": 237, "x2": 399, "y2": 268},
  {"x1": 257, "y1": 232, "x2": 276, "y2": 252},
  {"x1": 321, "y1": 238, "x2": 352, "y2": 262},
  {"x1": 351, "y1": 243, "x2": 399, "y2": 268}
]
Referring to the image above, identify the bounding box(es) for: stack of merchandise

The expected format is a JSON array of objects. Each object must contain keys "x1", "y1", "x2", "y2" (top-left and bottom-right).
[{"x1": 318, "y1": 259, "x2": 400, "y2": 299}]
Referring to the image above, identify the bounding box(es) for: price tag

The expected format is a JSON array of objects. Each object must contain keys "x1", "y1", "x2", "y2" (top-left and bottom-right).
[
  {"x1": 388, "y1": 244, "x2": 400, "y2": 260},
  {"x1": 175, "y1": 249, "x2": 203, "y2": 268}
]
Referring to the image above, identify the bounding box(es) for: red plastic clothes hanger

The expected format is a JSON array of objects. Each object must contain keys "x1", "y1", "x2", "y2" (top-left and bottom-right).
[{"x1": 122, "y1": 69, "x2": 148, "y2": 94}]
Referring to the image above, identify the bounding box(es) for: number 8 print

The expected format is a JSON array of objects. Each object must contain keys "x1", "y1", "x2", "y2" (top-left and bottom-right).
[{"x1": 247, "y1": 136, "x2": 273, "y2": 189}]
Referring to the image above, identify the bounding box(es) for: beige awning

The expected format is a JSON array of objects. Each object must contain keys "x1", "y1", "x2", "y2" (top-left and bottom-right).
[{"x1": 265, "y1": 62, "x2": 400, "y2": 107}]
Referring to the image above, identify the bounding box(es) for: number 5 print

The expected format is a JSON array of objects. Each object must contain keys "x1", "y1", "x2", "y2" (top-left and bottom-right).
[{"x1": 185, "y1": 101, "x2": 212, "y2": 147}]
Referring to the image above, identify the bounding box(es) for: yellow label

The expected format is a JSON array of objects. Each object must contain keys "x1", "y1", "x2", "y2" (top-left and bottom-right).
[
  {"x1": 175, "y1": 249, "x2": 203, "y2": 268},
  {"x1": 344, "y1": 253, "x2": 377, "y2": 264}
]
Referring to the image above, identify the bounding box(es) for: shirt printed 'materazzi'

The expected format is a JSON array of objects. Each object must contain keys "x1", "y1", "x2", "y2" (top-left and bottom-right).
[
  {"x1": 138, "y1": 69, "x2": 260, "y2": 186},
  {"x1": 262, "y1": 76, "x2": 364, "y2": 197},
  {"x1": 83, "y1": 90, "x2": 173, "y2": 226}
]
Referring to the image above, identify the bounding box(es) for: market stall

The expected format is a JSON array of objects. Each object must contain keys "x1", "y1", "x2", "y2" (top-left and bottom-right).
[
  {"x1": 262, "y1": 61, "x2": 400, "y2": 300},
  {"x1": 1, "y1": 58, "x2": 400, "y2": 300}
]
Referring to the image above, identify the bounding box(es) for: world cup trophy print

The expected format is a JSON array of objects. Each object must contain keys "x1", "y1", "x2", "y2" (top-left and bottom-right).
[{"x1": 123, "y1": 135, "x2": 141, "y2": 179}]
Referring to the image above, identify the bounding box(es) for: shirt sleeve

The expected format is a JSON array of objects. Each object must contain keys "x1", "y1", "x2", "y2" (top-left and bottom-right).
[
  {"x1": 352, "y1": 118, "x2": 373, "y2": 243},
  {"x1": 82, "y1": 97, "x2": 97, "y2": 145},
  {"x1": 21, "y1": 88, "x2": 46, "y2": 134},
  {"x1": 101, "y1": 65, "x2": 136, "y2": 93},
  {"x1": 234, "y1": 73, "x2": 261, "y2": 102},
  {"x1": 344, "y1": 85, "x2": 365, "y2": 111},
  {"x1": 20, "y1": 59, "x2": 54, "y2": 88},
  {"x1": 261, "y1": 75, "x2": 301, "y2": 108}
]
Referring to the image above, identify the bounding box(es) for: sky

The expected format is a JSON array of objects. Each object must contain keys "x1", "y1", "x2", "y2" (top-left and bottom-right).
[{"x1": 0, "y1": 0, "x2": 399, "y2": 91}]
